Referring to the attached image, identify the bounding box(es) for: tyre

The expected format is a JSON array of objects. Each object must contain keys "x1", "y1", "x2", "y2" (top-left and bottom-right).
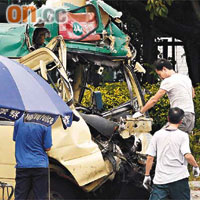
[{"x1": 49, "y1": 175, "x2": 87, "y2": 200}]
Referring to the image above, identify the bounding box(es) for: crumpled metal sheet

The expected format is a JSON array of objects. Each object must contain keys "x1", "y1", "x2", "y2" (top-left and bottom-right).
[
  {"x1": 48, "y1": 110, "x2": 110, "y2": 186},
  {"x1": 98, "y1": 0, "x2": 122, "y2": 19}
]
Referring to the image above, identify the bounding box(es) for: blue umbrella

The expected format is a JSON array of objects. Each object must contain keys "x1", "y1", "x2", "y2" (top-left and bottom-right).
[{"x1": 0, "y1": 55, "x2": 74, "y2": 127}]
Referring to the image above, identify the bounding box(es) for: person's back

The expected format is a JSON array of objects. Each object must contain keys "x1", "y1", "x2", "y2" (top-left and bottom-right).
[
  {"x1": 152, "y1": 128, "x2": 190, "y2": 184},
  {"x1": 13, "y1": 117, "x2": 52, "y2": 200},
  {"x1": 13, "y1": 117, "x2": 51, "y2": 168},
  {"x1": 160, "y1": 73, "x2": 194, "y2": 113},
  {"x1": 143, "y1": 107, "x2": 199, "y2": 200}
]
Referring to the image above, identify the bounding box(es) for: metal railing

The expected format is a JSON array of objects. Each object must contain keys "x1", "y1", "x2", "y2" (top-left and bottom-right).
[{"x1": 0, "y1": 181, "x2": 14, "y2": 200}]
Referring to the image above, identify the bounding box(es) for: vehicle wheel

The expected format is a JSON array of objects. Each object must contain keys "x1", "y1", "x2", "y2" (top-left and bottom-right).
[
  {"x1": 49, "y1": 175, "x2": 87, "y2": 200},
  {"x1": 28, "y1": 175, "x2": 87, "y2": 200}
]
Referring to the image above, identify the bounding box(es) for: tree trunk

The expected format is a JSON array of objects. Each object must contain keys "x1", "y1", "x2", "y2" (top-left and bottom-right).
[
  {"x1": 142, "y1": 25, "x2": 156, "y2": 83},
  {"x1": 184, "y1": 41, "x2": 200, "y2": 86}
]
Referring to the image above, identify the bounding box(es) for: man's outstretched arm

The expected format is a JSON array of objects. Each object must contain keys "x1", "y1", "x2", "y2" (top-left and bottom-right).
[{"x1": 140, "y1": 89, "x2": 166, "y2": 114}]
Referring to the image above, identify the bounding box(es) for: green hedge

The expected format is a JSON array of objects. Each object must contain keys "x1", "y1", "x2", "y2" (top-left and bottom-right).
[
  {"x1": 194, "y1": 84, "x2": 200, "y2": 131},
  {"x1": 81, "y1": 82, "x2": 130, "y2": 110},
  {"x1": 143, "y1": 82, "x2": 170, "y2": 132}
]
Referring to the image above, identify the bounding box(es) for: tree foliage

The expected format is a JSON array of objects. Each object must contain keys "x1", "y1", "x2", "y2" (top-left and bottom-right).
[
  {"x1": 106, "y1": 0, "x2": 200, "y2": 85},
  {"x1": 33, "y1": 0, "x2": 46, "y2": 8},
  {"x1": 145, "y1": 0, "x2": 174, "y2": 20}
]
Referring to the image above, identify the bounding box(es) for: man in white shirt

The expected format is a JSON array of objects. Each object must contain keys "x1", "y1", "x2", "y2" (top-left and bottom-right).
[
  {"x1": 133, "y1": 58, "x2": 195, "y2": 133},
  {"x1": 143, "y1": 107, "x2": 199, "y2": 199}
]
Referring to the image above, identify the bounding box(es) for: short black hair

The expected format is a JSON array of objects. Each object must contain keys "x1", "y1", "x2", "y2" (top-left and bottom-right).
[
  {"x1": 168, "y1": 107, "x2": 184, "y2": 124},
  {"x1": 153, "y1": 58, "x2": 173, "y2": 71}
]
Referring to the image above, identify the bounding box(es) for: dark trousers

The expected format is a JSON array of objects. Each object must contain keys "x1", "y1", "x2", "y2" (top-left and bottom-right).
[
  {"x1": 149, "y1": 178, "x2": 190, "y2": 200},
  {"x1": 15, "y1": 168, "x2": 48, "y2": 200}
]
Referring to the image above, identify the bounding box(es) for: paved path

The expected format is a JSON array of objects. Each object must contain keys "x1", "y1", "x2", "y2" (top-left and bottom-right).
[{"x1": 190, "y1": 181, "x2": 200, "y2": 200}]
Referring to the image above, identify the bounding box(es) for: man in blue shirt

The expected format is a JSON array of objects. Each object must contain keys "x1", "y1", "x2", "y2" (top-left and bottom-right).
[{"x1": 13, "y1": 116, "x2": 52, "y2": 200}]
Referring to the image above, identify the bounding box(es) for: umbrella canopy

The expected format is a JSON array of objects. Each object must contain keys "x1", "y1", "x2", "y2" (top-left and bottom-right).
[{"x1": 0, "y1": 55, "x2": 74, "y2": 127}]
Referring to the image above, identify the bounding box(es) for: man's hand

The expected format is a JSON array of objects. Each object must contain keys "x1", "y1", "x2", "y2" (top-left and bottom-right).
[
  {"x1": 143, "y1": 175, "x2": 152, "y2": 191},
  {"x1": 132, "y1": 111, "x2": 143, "y2": 118},
  {"x1": 193, "y1": 166, "x2": 200, "y2": 177}
]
